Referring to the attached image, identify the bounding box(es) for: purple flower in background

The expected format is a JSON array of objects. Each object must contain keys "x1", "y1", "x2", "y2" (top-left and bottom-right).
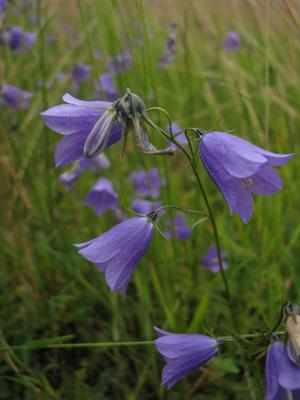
[
  {"x1": 40, "y1": 93, "x2": 122, "y2": 167},
  {"x1": 223, "y1": 31, "x2": 240, "y2": 52},
  {"x1": 154, "y1": 327, "x2": 218, "y2": 389},
  {"x1": 174, "y1": 213, "x2": 191, "y2": 240},
  {"x1": 106, "y1": 51, "x2": 132, "y2": 75},
  {"x1": 157, "y1": 22, "x2": 177, "y2": 68},
  {"x1": 130, "y1": 168, "x2": 165, "y2": 199},
  {"x1": 199, "y1": 131, "x2": 293, "y2": 223},
  {"x1": 7, "y1": 26, "x2": 36, "y2": 52},
  {"x1": 0, "y1": 0, "x2": 8, "y2": 17},
  {"x1": 59, "y1": 154, "x2": 110, "y2": 191},
  {"x1": 168, "y1": 122, "x2": 187, "y2": 148},
  {"x1": 59, "y1": 166, "x2": 83, "y2": 191},
  {"x1": 132, "y1": 199, "x2": 161, "y2": 215},
  {"x1": 99, "y1": 73, "x2": 116, "y2": 101},
  {"x1": 201, "y1": 246, "x2": 229, "y2": 273},
  {"x1": 0, "y1": 84, "x2": 32, "y2": 110},
  {"x1": 75, "y1": 216, "x2": 154, "y2": 294},
  {"x1": 265, "y1": 342, "x2": 300, "y2": 399},
  {"x1": 84, "y1": 177, "x2": 118, "y2": 216},
  {"x1": 71, "y1": 63, "x2": 90, "y2": 83}
]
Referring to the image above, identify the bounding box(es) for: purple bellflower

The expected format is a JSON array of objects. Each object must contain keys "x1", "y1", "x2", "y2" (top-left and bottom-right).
[
  {"x1": 0, "y1": 84, "x2": 31, "y2": 110},
  {"x1": 40, "y1": 93, "x2": 122, "y2": 167},
  {"x1": 99, "y1": 73, "x2": 116, "y2": 101},
  {"x1": 0, "y1": 0, "x2": 8, "y2": 17},
  {"x1": 201, "y1": 246, "x2": 229, "y2": 273},
  {"x1": 130, "y1": 168, "x2": 166, "y2": 199},
  {"x1": 59, "y1": 154, "x2": 110, "y2": 191},
  {"x1": 168, "y1": 122, "x2": 188, "y2": 148},
  {"x1": 132, "y1": 199, "x2": 161, "y2": 215},
  {"x1": 154, "y1": 327, "x2": 219, "y2": 389},
  {"x1": 7, "y1": 26, "x2": 36, "y2": 52},
  {"x1": 71, "y1": 63, "x2": 90, "y2": 92},
  {"x1": 84, "y1": 177, "x2": 118, "y2": 216},
  {"x1": 265, "y1": 341, "x2": 300, "y2": 400},
  {"x1": 174, "y1": 213, "x2": 192, "y2": 240},
  {"x1": 223, "y1": 31, "x2": 241, "y2": 52},
  {"x1": 75, "y1": 216, "x2": 155, "y2": 294},
  {"x1": 199, "y1": 131, "x2": 293, "y2": 223}
]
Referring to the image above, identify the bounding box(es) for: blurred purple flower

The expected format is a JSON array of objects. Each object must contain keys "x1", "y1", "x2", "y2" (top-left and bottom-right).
[
  {"x1": 201, "y1": 246, "x2": 229, "y2": 273},
  {"x1": 99, "y1": 73, "x2": 116, "y2": 101},
  {"x1": 7, "y1": 26, "x2": 36, "y2": 52},
  {"x1": 75, "y1": 216, "x2": 154, "y2": 294},
  {"x1": 0, "y1": 0, "x2": 8, "y2": 17},
  {"x1": 59, "y1": 154, "x2": 110, "y2": 191},
  {"x1": 157, "y1": 22, "x2": 177, "y2": 68},
  {"x1": 223, "y1": 31, "x2": 240, "y2": 52},
  {"x1": 59, "y1": 167, "x2": 83, "y2": 191},
  {"x1": 84, "y1": 177, "x2": 118, "y2": 216},
  {"x1": 106, "y1": 51, "x2": 132, "y2": 75},
  {"x1": 154, "y1": 327, "x2": 218, "y2": 389},
  {"x1": 168, "y1": 122, "x2": 187, "y2": 148},
  {"x1": 174, "y1": 213, "x2": 192, "y2": 240},
  {"x1": 132, "y1": 199, "x2": 161, "y2": 215},
  {"x1": 265, "y1": 342, "x2": 300, "y2": 400},
  {"x1": 199, "y1": 131, "x2": 293, "y2": 223},
  {"x1": 71, "y1": 63, "x2": 90, "y2": 83},
  {"x1": 130, "y1": 168, "x2": 165, "y2": 199},
  {"x1": 40, "y1": 93, "x2": 122, "y2": 168},
  {"x1": 0, "y1": 84, "x2": 31, "y2": 110}
]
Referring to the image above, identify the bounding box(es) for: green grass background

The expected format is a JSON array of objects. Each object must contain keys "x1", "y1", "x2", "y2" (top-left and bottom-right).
[{"x1": 1, "y1": 0, "x2": 300, "y2": 398}]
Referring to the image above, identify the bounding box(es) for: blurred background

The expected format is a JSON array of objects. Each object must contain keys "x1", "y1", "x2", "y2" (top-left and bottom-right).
[{"x1": 1, "y1": 0, "x2": 300, "y2": 398}]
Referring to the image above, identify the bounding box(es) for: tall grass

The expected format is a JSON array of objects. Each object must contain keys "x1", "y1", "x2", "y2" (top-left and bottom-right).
[{"x1": 1, "y1": 0, "x2": 300, "y2": 398}]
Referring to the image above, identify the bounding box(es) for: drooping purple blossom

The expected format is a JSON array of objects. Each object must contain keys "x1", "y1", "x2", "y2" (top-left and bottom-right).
[
  {"x1": 265, "y1": 342, "x2": 300, "y2": 400},
  {"x1": 199, "y1": 131, "x2": 293, "y2": 223},
  {"x1": 6, "y1": 26, "x2": 36, "y2": 52},
  {"x1": 174, "y1": 213, "x2": 192, "y2": 240},
  {"x1": 75, "y1": 216, "x2": 154, "y2": 294},
  {"x1": 99, "y1": 73, "x2": 116, "y2": 101},
  {"x1": 157, "y1": 22, "x2": 177, "y2": 68},
  {"x1": 84, "y1": 177, "x2": 118, "y2": 216},
  {"x1": 154, "y1": 327, "x2": 218, "y2": 389},
  {"x1": 201, "y1": 246, "x2": 229, "y2": 273},
  {"x1": 0, "y1": 84, "x2": 32, "y2": 110},
  {"x1": 222, "y1": 31, "x2": 240, "y2": 52},
  {"x1": 40, "y1": 93, "x2": 122, "y2": 168},
  {"x1": 106, "y1": 51, "x2": 132, "y2": 75},
  {"x1": 130, "y1": 168, "x2": 165, "y2": 199},
  {"x1": 132, "y1": 199, "x2": 161, "y2": 215}
]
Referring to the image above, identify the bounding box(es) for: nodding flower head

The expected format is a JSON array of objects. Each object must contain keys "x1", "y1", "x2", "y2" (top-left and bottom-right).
[{"x1": 115, "y1": 88, "x2": 146, "y2": 121}]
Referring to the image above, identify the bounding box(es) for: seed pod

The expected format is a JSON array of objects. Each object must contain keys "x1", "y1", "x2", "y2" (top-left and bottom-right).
[{"x1": 286, "y1": 314, "x2": 300, "y2": 365}]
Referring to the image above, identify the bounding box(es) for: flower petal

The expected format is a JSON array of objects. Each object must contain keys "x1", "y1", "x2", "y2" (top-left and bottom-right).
[
  {"x1": 62, "y1": 92, "x2": 111, "y2": 109},
  {"x1": 55, "y1": 131, "x2": 88, "y2": 167},
  {"x1": 251, "y1": 165, "x2": 282, "y2": 195}
]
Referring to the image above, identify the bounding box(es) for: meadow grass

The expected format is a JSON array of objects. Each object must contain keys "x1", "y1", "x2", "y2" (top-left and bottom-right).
[{"x1": 1, "y1": 0, "x2": 300, "y2": 398}]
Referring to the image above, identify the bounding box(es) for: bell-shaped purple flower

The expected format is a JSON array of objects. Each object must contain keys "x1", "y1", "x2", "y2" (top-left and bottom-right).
[
  {"x1": 154, "y1": 327, "x2": 218, "y2": 389},
  {"x1": 59, "y1": 166, "x2": 83, "y2": 191},
  {"x1": 99, "y1": 73, "x2": 116, "y2": 101},
  {"x1": 265, "y1": 342, "x2": 300, "y2": 400},
  {"x1": 130, "y1": 168, "x2": 165, "y2": 199},
  {"x1": 84, "y1": 177, "x2": 118, "y2": 216},
  {"x1": 132, "y1": 199, "x2": 161, "y2": 215},
  {"x1": 40, "y1": 93, "x2": 122, "y2": 167},
  {"x1": 75, "y1": 216, "x2": 154, "y2": 294},
  {"x1": 174, "y1": 213, "x2": 192, "y2": 240},
  {"x1": 199, "y1": 131, "x2": 293, "y2": 223},
  {"x1": 201, "y1": 246, "x2": 229, "y2": 273},
  {"x1": 0, "y1": 84, "x2": 32, "y2": 110},
  {"x1": 223, "y1": 31, "x2": 240, "y2": 52}
]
